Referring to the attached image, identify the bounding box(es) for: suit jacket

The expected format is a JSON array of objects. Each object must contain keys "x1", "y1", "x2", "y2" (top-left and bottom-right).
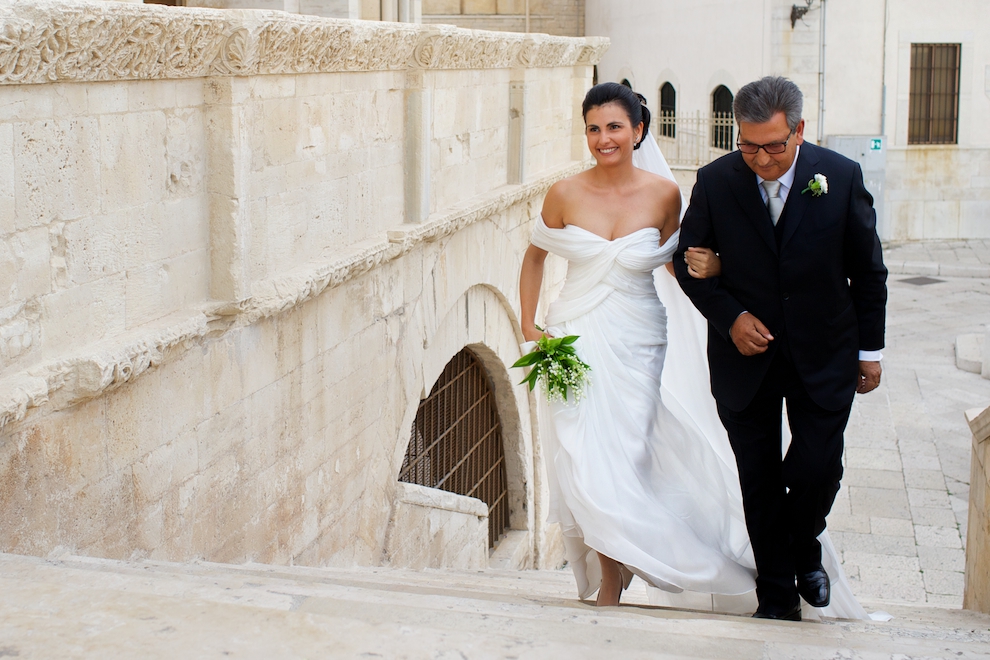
[{"x1": 674, "y1": 142, "x2": 887, "y2": 412}]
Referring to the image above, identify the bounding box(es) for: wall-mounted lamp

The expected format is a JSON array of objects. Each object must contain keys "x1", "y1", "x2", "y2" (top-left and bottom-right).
[{"x1": 791, "y1": 0, "x2": 813, "y2": 28}]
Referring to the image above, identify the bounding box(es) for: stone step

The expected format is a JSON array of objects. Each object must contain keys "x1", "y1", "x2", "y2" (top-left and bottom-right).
[
  {"x1": 956, "y1": 332, "x2": 984, "y2": 374},
  {"x1": 1, "y1": 552, "x2": 988, "y2": 658}
]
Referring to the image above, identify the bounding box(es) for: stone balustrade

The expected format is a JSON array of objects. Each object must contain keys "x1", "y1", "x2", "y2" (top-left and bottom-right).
[
  {"x1": 0, "y1": 0, "x2": 602, "y2": 569},
  {"x1": 965, "y1": 405, "x2": 990, "y2": 614}
]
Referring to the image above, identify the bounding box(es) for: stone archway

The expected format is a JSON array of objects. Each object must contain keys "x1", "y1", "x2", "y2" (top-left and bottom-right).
[{"x1": 398, "y1": 346, "x2": 511, "y2": 549}]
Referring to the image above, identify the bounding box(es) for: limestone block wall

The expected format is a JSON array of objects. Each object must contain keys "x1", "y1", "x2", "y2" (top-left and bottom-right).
[
  {"x1": 886, "y1": 148, "x2": 990, "y2": 240},
  {"x1": 422, "y1": 0, "x2": 584, "y2": 37},
  {"x1": 0, "y1": 1, "x2": 605, "y2": 569},
  {"x1": 965, "y1": 406, "x2": 990, "y2": 614}
]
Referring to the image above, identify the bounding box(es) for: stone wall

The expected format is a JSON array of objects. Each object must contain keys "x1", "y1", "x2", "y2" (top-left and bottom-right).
[
  {"x1": 886, "y1": 148, "x2": 990, "y2": 241},
  {"x1": 965, "y1": 405, "x2": 990, "y2": 614},
  {"x1": 0, "y1": 1, "x2": 605, "y2": 569},
  {"x1": 422, "y1": 0, "x2": 584, "y2": 37}
]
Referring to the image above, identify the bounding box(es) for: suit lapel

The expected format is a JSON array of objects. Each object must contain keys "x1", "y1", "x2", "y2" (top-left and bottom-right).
[
  {"x1": 779, "y1": 144, "x2": 821, "y2": 251},
  {"x1": 728, "y1": 154, "x2": 778, "y2": 256}
]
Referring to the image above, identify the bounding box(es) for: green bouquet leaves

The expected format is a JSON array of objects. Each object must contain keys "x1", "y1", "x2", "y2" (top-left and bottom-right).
[{"x1": 512, "y1": 332, "x2": 592, "y2": 403}]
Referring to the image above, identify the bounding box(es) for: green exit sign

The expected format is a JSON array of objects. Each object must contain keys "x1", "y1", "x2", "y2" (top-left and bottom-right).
[{"x1": 870, "y1": 138, "x2": 883, "y2": 151}]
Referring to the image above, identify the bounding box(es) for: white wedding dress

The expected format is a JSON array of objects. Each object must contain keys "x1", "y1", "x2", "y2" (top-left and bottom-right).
[{"x1": 528, "y1": 133, "x2": 877, "y2": 620}]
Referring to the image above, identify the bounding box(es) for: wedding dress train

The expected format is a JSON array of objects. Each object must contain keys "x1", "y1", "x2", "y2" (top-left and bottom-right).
[{"x1": 528, "y1": 134, "x2": 874, "y2": 619}]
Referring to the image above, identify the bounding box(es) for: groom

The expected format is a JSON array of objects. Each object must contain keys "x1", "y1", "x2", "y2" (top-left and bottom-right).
[{"x1": 674, "y1": 76, "x2": 887, "y2": 621}]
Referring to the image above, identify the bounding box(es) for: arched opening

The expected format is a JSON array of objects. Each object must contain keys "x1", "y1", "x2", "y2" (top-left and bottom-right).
[
  {"x1": 711, "y1": 85, "x2": 735, "y2": 150},
  {"x1": 659, "y1": 82, "x2": 676, "y2": 138},
  {"x1": 399, "y1": 347, "x2": 510, "y2": 548}
]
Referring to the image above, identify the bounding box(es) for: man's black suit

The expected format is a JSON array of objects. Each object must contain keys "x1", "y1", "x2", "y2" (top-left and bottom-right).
[{"x1": 674, "y1": 142, "x2": 887, "y2": 614}]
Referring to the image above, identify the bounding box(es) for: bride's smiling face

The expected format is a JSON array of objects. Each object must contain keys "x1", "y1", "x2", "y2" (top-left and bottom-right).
[{"x1": 585, "y1": 102, "x2": 643, "y2": 164}]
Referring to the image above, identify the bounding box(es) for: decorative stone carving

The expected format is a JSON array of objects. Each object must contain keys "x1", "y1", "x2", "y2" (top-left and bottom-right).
[
  {"x1": 0, "y1": 1, "x2": 607, "y2": 85},
  {"x1": 0, "y1": 160, "x2": 586, "y2": 431},
  {"x1": 0, "y1": 312, "x2": 209, "y2": 429}
]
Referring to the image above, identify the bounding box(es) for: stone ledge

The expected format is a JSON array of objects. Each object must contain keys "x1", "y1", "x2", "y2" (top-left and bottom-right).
[
  {"x1": 0, "y1": 311, "x2": 210, "y2": 430},
  {"x1": 956, "y1": 334, "x2": 984, "y2": 374},
  {"x1": 0, "y1": 162, "x2": 582, "y2": 431},
  {"x1": 395, "y1": 482, "x2": 488, "y2": 519},
  {"x1": 888, "y1": 261, "x2": 990, "y2": 278},
  {"x1": 0, "y1": 1, "x2": 608, "y2": 86}
]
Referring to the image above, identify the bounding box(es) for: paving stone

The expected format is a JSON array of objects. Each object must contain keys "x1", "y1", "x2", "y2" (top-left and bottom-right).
[
  {"x1": 898, "y1": 453, "x2": 943, "y2": 471},
  {"x1": 922, "y1": 569, "x2": 966, "y2": 597},
  {"x1": 869, "y1": 517, "x2": 915, "y2": 537},
  {"x1": 831, "y1": 531, "x2": 918, "y2": 557},
  {"x1": 907, "y1": 488, "x2": 953, "y2": 509},
  {"x1": 914, "y1": 525, "x2": 963, "y2": 549},
  {"x1": 841, "y1": 552, "x2": 921, "y2": 572},
  {"x1": 925, "y1": 593, "x2": 964, "y2": 608},
  {"x1": 845, "y1": 447, "x2": 903, "y2": 471},
  {"x1": 827, "y1": 514, "x2": 872, "y2": 534},
  {"x1": 911, "y1": 506, "x2": 959, "y2": 527},
  {"x1": 902, "y1": 468, "x2": 947, "y2": 490},
  {"x1": 916, "y1": 546, "x2": 966, "y2": 572},
  {"x1": 843, "y1": 468, "x2": 905, "y2": 490},
  {"x1": 848, "y1": 486, "x2": 911, "y2": 520}
]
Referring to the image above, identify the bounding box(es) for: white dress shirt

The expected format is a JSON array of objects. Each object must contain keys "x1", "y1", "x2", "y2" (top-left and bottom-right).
[{"x1": 750, "y1": 146, "x2": 881, "y2": 362}]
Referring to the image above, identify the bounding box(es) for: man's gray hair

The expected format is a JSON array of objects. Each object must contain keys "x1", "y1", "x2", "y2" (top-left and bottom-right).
[{"x1": 733, "y1": 76, "x2": 803, "y2": 131}]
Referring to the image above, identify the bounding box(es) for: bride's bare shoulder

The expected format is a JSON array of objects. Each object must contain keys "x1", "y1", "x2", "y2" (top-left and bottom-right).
[
  {"x1": 543, "y1": 173, "x2": 594, "y2": 228},
  {"x1": 543, "y1": 177, "x2": 577, "y2": 228},
  {"x1": 637, "y1": 169, "x2": 681, "y2": 203}
]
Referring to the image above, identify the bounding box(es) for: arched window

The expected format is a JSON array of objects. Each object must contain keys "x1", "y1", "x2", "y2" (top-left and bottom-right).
[
  {"x1": 711, "y1": 85, "x2": 735, "y2": 150},
  {"x1": 659, "y1": 82, "x2": 676, "y2": 138},
  {"x1": 399, "y1": 348, "x2": 510, "y2": 548}
]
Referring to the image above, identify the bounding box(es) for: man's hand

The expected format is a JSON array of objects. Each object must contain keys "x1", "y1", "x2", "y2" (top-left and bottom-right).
[
  {"x1": 729, "y1": 312, "x2": 774, "y2": 356},
  {"x1": 857, "y1": 361, "x2": 882, "y2": 394}
]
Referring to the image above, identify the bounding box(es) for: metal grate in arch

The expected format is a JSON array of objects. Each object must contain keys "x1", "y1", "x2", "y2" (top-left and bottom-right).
[{"x1": 399, "y1": 348, "x2": 510, "y2": 548}]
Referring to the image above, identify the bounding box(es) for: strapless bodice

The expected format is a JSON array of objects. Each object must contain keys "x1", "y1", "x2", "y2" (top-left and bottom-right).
[{"x1": 531, "y1": 216, "x2": 679, "y2": 327}]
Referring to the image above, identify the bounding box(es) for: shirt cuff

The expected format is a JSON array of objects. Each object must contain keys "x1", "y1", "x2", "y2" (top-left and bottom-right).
[{"x1": 858, "y1": 350, "x2": 883, "y2": 362}]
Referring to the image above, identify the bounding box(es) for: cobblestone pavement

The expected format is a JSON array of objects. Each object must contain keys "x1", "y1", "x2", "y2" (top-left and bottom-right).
[{"x1": 830, "y1": 253, "x2": 990, "y2": 608}]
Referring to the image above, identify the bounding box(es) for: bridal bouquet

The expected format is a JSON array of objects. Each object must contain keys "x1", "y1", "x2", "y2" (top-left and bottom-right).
[{"x1": 512, "y1": 328, "x2": 592, "y2": 403}]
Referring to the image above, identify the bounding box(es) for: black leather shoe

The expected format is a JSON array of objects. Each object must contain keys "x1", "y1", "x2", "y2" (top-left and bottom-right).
[
  {"x1": 797, "y1": 566, "x2": 830, "y2": 608},
  {"x1": 752, "y1": 602, "x2": 802, "y2": 621}
]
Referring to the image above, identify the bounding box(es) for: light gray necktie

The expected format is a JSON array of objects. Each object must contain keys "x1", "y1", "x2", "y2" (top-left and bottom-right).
[{"x1": 761, "y1": 180, "x2": 784, "y2": 226}]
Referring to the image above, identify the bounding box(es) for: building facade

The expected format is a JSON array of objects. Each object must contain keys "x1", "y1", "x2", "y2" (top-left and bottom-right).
[{"x1": 587, "y1": 0, "x2": 990, "y2": 241}]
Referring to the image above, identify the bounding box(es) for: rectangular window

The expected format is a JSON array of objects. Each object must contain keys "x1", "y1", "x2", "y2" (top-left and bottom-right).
[{"x1": 908, "y1": 43, "x2": 961, "y2": 145}]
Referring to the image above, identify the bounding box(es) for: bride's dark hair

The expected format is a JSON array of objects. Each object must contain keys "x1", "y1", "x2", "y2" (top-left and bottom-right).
[{"x1": 582, "y1": 82, "x2": 652, "y2": 150}]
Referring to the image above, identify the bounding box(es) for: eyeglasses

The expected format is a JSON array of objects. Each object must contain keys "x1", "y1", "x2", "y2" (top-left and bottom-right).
[{"x1": 736, "y1": 133, "x2": 794, "y2": 155}]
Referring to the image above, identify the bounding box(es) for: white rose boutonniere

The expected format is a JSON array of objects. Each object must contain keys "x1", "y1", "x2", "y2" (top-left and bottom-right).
[{"x1": 801, "y1": 173, "x2": 828, "y2": 197}]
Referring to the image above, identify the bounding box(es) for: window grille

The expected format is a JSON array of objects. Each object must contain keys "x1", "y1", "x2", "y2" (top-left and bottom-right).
[
  {"x1": 711, "y1": 85, "x2": 735, "y2": 150},
  {"x1": 909, "y1": 43, "x2": 961, "y2": 145},
  {"x1": 659, "y1": 82, "x2": 676, "y2": 139},
  {"x1": 399, "y1": 348, "x2": 510, "y2": 548}
]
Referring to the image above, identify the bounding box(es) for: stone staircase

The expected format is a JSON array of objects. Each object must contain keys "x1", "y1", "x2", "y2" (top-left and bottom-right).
[{"x1": 0, "y1": 553, "x2": 988, "y2": 659}]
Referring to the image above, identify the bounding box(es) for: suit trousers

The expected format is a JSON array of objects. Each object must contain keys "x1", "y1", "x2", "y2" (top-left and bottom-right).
[{"x1": 717, "y1": 347, "x2": 851, "y2": 613}]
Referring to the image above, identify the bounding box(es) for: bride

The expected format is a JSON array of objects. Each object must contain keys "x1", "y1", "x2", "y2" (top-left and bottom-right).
[{"x1": 518, "y1": 82, "x2": 871, "y2": 619}]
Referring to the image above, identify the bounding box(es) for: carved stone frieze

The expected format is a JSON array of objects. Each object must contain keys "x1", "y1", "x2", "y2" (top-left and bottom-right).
[
  {"x1": 0, "y1": 160, "x2": 587, "y2": 431},
  {"x1": 0, "y1": 1, "x2": 607, "y2": 85}
]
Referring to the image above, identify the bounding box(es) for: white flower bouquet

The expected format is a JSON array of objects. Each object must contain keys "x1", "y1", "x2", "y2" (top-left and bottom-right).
[{"x1": 513, "y1": 327, "x2": 592, "y2": 403}]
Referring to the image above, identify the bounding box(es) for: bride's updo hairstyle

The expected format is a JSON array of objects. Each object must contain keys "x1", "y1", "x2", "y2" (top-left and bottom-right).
[{"x1": 581, "y1": 82, "x2": 652, "y2": 150}]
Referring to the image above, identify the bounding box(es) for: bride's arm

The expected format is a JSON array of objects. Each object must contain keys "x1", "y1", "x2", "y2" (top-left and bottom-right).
[
  {"x1": 520, "y1": 244, "x2": 549, "y2": 342},
  {"x1": 685, "y1": 247, "x2": 721, "y2": 279},
  {"x1": 657, "y1": 180, "x2": 682, "y2": 277}
]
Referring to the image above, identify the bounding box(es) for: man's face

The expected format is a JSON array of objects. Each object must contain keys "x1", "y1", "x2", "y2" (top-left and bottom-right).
[{"x1": 737, "y1": 112, "x2": 805, "y2": 181}]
